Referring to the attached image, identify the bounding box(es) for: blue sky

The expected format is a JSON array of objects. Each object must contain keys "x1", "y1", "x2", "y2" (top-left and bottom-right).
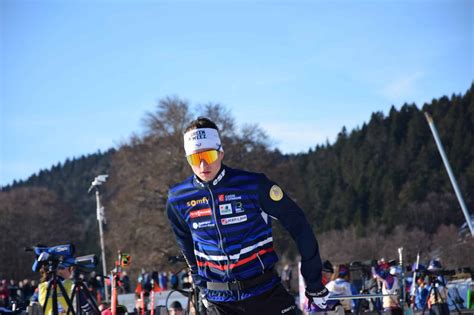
[{"x1": 1, "y1": 0, "x2": 472, "y2": 186}]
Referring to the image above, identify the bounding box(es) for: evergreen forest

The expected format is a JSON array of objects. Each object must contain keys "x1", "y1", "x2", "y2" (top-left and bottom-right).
[{"x1": 1, "y1": 84, "x2": 473, "y2": 282}]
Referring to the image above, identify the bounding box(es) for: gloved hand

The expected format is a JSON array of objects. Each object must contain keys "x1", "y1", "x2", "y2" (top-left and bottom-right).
[{"x1": 305, "y1": 287, "x2": 329, "y2": 309}]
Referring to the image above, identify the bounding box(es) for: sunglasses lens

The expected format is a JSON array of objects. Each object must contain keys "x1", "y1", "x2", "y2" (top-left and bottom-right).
[
  {"x1": 186, "y1": 154, "x2": 201, "y2": 166},
  {"x1": 187, "y1": 150, "x2": 219, "y2": 166},
  {"x1": 202, "y1": 150, "x2": 218, "y2": 164}
]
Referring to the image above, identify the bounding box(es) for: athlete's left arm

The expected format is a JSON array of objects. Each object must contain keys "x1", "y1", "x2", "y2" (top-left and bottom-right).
[{"x1": 257, "y1": 175, "x2": 325, "y2": 292}]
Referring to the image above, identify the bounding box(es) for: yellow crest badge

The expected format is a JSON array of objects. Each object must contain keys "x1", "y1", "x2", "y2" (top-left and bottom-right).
[{"x1": 269, "y1": 185, "x2": 284, "y2": 201}]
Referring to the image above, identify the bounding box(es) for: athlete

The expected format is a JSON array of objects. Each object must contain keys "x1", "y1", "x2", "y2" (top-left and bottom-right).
[{"x1": 166, "y1": 117, "x2": 328, "y2": 315}]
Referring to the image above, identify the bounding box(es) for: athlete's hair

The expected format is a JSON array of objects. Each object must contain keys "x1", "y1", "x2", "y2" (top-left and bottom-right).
[{"x1": 184, "y1": 117, "x2": 219, "y2": 134}]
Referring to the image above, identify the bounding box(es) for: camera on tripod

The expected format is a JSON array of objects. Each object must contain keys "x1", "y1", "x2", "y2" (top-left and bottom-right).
[
  {"x1": 27, "y1": 244, "x2": 98, "y2": 272},
  {"x1": 26, "y1": 244, "x2": 101, "y2": 315},
  {"x1": 417, "y1": 268, "x2": 456, "y2": 279}
]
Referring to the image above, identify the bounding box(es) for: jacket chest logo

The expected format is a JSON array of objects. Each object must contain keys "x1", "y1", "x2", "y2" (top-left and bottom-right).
[
  {"x1": 218, "y1": 194, "x2": 242, "y2": 202},
  {"x1": 189, "y1": 208, "x2": 212, "y2": 219},
  {"x1": 221, "y1": 214, "x2": 247, "y2": 225},
  {"x1": 187, "y1": 197, "x2": 209, "y2": 207},
  {"x1": 219, "y1": 203, "x2": 233, "y2": 215}
]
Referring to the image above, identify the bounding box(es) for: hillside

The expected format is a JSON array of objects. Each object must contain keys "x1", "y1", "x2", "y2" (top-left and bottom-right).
[{"x1": 1, "y1": 86, "x2": 472, "y2": 281}]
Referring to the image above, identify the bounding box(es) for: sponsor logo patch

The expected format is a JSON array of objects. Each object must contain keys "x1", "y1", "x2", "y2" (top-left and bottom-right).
[
  {"x1": 192, "y1": 220, "x2": 214, "y2": 229},
  {"x1": 213, "y1": 168, "x2": 226, "y2": 186},
  {"x1": 218, "y1": 194, "x2": 242, "y2": 202},
  {"x1": 221, "y1": 215, "x2": 247, "y2": 225},
  {"x1": 187, "y1": 197, "x2": 209, "y2": 207},
  {"x1": 187, "y1": 130, "x2": 207, "y2": 141},
  {"x1": 219, "y1": 203, "x2": 232, "y2": 215},
  {"x1": 234, "y1": 201, "x2": 245, "y2": 213},
  {"x1": 281, "y1": 305, "x2": 296, "y2": 314},
  {"x1": 189, "y1": 208, "x2": 212, "y2": 219}
]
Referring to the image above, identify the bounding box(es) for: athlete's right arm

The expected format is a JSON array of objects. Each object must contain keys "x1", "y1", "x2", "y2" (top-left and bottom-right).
[{"x1": 166, "y1": 197, "x2": 197, "y2": 270}]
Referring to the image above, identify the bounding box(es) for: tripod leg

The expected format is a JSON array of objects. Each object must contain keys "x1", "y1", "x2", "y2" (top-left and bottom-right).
[
  {"x1": 52, "y1": 280, "x2": 59, "y2": 315},
  {"x1": 68, "y1": 283, "x2": 78, "y2": 315},
  {"x1": 43, "y1": 280, "x2": 54, "y2": 315},
  {"x1": 422, "y1": 285, "x2": 433, "y2": 315},
  {"x1": 79, "y1": 282, "x2": 100, "y2": 314},
  {"x1": 57, "y1": 280, "x2": 76, "y2": 315},
  {"x1": 75, "y1": 285, "x2": 81, "y2": 315}
]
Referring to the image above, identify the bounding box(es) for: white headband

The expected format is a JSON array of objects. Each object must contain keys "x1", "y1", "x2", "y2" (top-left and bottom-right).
[{"x1": 184, "y1": 128, "x2": 223, "y2": 156}]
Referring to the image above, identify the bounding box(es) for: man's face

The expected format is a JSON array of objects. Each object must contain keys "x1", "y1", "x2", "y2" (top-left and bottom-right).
[
  {"x1": 57, "y1": 267, "x2": 72, "y2": 279},
  {"x1": 169, "y1": 309, "x2": 184, "y2": 315},
  {"x1": 189, "y1": 149, "x2": 224, "y2": 182}
]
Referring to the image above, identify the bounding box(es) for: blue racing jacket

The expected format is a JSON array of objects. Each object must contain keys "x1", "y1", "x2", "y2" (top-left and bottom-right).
[{"x1": 166, "y1": 165, "x2": 324, "y2": 302}]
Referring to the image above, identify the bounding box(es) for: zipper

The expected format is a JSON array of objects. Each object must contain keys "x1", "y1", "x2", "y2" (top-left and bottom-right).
[
  {"x1": 256, "y1": 253, "x2": 265, "y2": 273},
  {"x1": 207, "y1": 185, "x2": 232, "y2": 279}
]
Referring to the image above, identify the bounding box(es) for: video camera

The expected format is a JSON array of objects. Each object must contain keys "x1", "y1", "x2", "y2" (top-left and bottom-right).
[
  {"x1": 26, "y1": 244, "x2": 98, "y2": 272},
  {"x1": 416, "y1": 268, "x2": 456, "y2": 278}
]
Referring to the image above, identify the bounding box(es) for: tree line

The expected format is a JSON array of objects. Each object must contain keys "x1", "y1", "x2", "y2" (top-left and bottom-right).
[{"x1": 1, "y1": 84, "x2": 472, "y2": 282}]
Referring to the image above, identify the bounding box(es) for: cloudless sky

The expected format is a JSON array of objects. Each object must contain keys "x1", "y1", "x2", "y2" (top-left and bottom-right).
[{"x1": 1, "y1": 0, "x2": 472, "y2": 186}]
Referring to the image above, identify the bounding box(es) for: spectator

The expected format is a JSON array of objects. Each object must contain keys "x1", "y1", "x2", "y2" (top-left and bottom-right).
[
  {"x1": 169, "y1": 300, "x2": 184, "y2": 315},
  {"x1": 158, "y1": 272, "x2": 168, "y2": 290},
  {"x1": 87, "y1": 271, "x2": 104, "y2": 302},
  {"x1": 413, "y1": 275, "x2": 429, "y2": 310},
  {"x1": 7, "y1": 280, "x2": 18, "y2": 303},
  {"x1": 372, "y1": 259, "x2": 402, "y2": 315},
  {"x1": 426, "y1": 259, "x2": 449, "y2": 315},
  {"x1": 322, "y1": 260, "x2": 334, "y2": 285},
  {"x1": 31, "y1": 264, "x2": 74, "y2": 314},
  {"x1": 21, "y1": 279, "x2": 34, "y2": 301},
  {"x1": 140, "y1": 269, "x2": 152, "y2": 292},
  {"x1": 0, "y1": 279, "x2": 9, "y2": 307},
  {"x1": 326, "y1": 264, "x2": 358, "y2": 314},
  {"x1": 120, "y1": 271, "x2": 131, "y2": 294},
  {"x1": 170, "y1": 272, "x2": 179, "y2": 290}
]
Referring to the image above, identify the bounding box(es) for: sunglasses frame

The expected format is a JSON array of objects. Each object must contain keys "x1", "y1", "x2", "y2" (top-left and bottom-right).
[{"x1": 186, "y1": 149, "x2": 220, "y2": 166}]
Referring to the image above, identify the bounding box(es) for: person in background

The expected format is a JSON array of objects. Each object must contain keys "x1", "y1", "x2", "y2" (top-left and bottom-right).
[
  {"x1": 413, "y1": 274, "x2": 429, "y2": 310},
  {"x1": 7, "y1": 280, "x2": 18, "y2": 305},
  {"x1": 31, "y1": 264, "x2": 92, "y2": 314},
  {"x1": 170, "y1": 272, "x2": 179, "y2": 290},
  {"x1": 30, "y1": 264, "x2": 73, "y2": 314},
  {"x1": 158, "y1": 271, "x2": 168, "y2": 290},
  {"x1": 0, "y1": 279, "x2": 9, "y2": 307},
  {"x1": 426, "y1": 259, "x2": 449, "y2": 315},
  {"x1": 321, "y1": 260, "x2": 334, "y2": 285},
  {"x1": 326, "y1": 264, "x2": 358, "y2": 314},
  {"x1": 169, "y1": 300, "x2": 184, "y2": 315},
  {"x1": 21, "y1": 279, "x2": 34, "y2": 302},
  {"x1": 120, "y1": 271, "x2": 131, "y2": 294},
  {"x1": 372, "y1": 259, "x2": 402, "y2": 315}
]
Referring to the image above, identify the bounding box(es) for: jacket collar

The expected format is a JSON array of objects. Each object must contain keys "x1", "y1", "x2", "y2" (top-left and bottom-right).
[{"x1": 192, "y1": 165, "x2": 227, "y2": 189}]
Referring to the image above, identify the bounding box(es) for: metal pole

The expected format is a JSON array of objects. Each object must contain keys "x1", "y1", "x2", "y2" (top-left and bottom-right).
[
  {"x1": 398, "y1": 247, "x2": 405, "y2": 308},
  {"x1": 96, "y1": 189, "x2": 109, "y2": 301},
  {"x1": 327, "y1": 293, "x2": 398, "y2": 300},
  {"x1": 424, "y1": 112, "x2": 474, "y2": 237},
  {"x1": 411, "y1": 252, "x2": 420, "y2": 299}
]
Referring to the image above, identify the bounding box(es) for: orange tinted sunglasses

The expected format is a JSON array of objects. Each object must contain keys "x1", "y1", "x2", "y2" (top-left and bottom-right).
[{"x1": 186, "y1": 150, "x2": 219, "y2": 166}]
